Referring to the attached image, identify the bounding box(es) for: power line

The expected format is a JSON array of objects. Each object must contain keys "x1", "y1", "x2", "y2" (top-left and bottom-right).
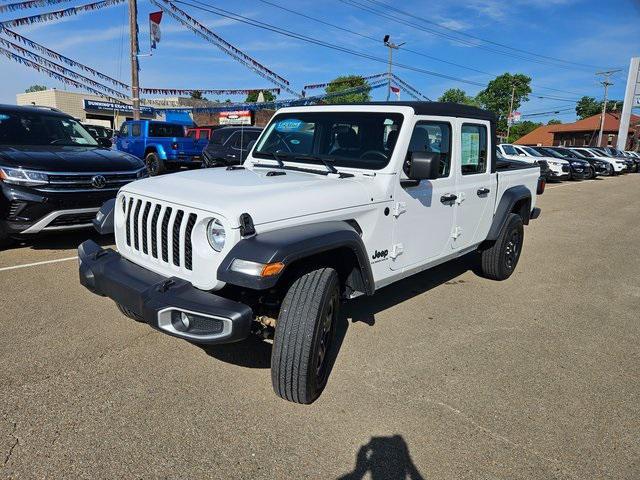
[
  {"x1": 340, "y1": 0, "x2": 613, "y2": 73},
  {"x1": 359, "y1": 0, "x2": 610, "y2": 71},
  {"x1": 171, "y1": 0, "x2": 488, "y2": 88}
]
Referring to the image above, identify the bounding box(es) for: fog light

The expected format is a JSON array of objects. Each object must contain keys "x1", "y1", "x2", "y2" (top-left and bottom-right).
[
  {"x1": 168, "y1": 310, "x2": 224, "y2": 335},
  {"x1": 171, "y1": 311, "x2": 192, "y2": 332}
]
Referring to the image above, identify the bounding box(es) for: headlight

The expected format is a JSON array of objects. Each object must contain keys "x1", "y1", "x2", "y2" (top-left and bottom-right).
[
  {"x1": 0, "y1": 167, "x2": 49, "y2": 186},
  {"x1": 206, "y1": 217, "x2": 226, "y2": 252},
  {"x1": 571, "y1": 161, "x2": 582, "y2": 166}
]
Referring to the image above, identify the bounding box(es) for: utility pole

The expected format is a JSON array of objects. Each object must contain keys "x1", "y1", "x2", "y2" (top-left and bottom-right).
[
  {"x1": 505, "y1": 84, "x2": 516, "y2": 141},
  {"x1": 383, "y1": 35, "x2": 404, "y2": 101},
  {"x1": 595, "y1": 69, "x2": 621, "y2": 146},
  {"x1": 617, "y1": 57, "x2": 640, "y2": 151},
  {"x1": 128, "y1": 0, "x2": 141, "y2": 120}
]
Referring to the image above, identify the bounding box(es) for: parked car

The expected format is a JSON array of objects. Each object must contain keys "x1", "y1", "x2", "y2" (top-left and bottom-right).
[
  {"x1": 79, "y1": 102, "x2": 543, "y2": 404},
  {"x1": 83, "y1": 124, "x2": 114, "y2": 146},
  {"x1": 569, "y1": 147, "x2": 626, "y2": 174},
  {"x1": 595, "y1": 146, "x2": 638, "y2": 173},
  {"x1": 500, "y1": 144, "x2": 569, "y2": 181},
  {"x1": 115, "y1": 120, "x2": 204, "y2": 176},
  {"x1": 186, "y1": 125, "x2": 222, "y2": 143},
  {"x1": 540, "y1": 146, "x2": 607, "y2": 177},
  {"x1": 531, "y1": 146, "x2": 595, "y2": 179},
  {"x1": 202, "y1": 126, "x2": 262, "y2": 168},
  {"x1": 0, "y1": 104, "x2": 146, "y2": 248}
]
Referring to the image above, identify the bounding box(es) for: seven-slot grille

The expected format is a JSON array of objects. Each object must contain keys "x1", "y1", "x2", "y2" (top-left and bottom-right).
[{"x1": 123, "y1": 195, "x2": 198, "y2": 271}]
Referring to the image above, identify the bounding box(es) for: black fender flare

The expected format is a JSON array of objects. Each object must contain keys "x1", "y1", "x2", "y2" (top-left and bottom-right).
[
  {"x1": 486, "y1": 186, "x2": 532, "y2": 241},
  {"x1": 217, "y1": 221, "x2": 374, "y2": 294}
]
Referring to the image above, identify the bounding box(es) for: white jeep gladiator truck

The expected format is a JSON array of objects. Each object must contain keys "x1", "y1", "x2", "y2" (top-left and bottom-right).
[{"x1": 79, "y1": 102, "x2": 543, "y2": 404}]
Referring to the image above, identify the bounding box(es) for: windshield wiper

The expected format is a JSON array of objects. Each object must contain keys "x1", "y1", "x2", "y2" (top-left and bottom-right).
[{"x1": 292, "y1": 154, "x2": 339, "y2": 175}]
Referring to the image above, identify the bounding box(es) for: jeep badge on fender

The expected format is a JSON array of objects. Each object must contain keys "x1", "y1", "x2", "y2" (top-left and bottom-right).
[{"x1": 78, "y1": 102, "x2": 543, "y2": 405}]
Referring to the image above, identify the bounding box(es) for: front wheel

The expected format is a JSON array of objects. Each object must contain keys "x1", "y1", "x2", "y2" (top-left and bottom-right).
[
  {"x1": 271, "y1": 268, "x2": 340, "y2": 404},
  {"x1": 145, "y1": 152, "x2": 166, "y2": 176},
  {"x1": 479, "y1": 213, "x2": 524, "y2": 281}
]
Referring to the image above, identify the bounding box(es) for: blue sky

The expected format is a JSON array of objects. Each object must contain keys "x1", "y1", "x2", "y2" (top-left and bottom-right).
[{"x1": 1, "y1": 0, "x2": 639, "y2": 123}]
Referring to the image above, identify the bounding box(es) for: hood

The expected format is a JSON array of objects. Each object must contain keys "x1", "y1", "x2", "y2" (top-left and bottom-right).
[
  {"x1": 0, "y1": 145, "x2": 144, "y2": 172},
  {"x1": 122, "y1": 166, "x2": 376, "y2": 228}
]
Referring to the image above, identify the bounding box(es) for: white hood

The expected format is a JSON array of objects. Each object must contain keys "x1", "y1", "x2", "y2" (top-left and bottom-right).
[{"x1": 121, "y1": 166, "x2": 376, "y2": 228}]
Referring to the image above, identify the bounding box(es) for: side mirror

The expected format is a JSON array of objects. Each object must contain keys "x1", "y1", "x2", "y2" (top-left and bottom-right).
[
  {"x1": 408, "y1": 151, "x2": 440, "y2": 180},
  {"x1": 97, "y1": 137, "x2": 112, "y2": 148}
]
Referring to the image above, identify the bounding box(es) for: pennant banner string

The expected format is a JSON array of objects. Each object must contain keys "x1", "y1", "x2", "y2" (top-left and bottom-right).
[
  {"x1": 149, "y1": 0, "x2": 298, "y2": 98},
  {"x1": 140, "y1": 87, "x2": 280, "y2": 95},
  {"x1": 0, "y1": 0, "x2": 73, "y2": 14},
  {"x1": 0, "y1": 26, "x2": 130, "y2": 89},
  {"x1": 303, "y1": 73, "x2": 388, "y2": 91},
  {"x1": 0, "y1": 0, "x2": 126, "y2": 29}
]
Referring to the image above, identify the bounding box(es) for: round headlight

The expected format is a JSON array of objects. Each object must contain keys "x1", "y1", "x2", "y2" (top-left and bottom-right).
[{"x1": 206, "y1": 218, "x2": 226, "y2": 252}]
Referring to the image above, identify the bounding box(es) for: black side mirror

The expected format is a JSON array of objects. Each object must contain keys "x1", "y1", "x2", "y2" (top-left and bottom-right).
[
  {"x1": 408, "y1": 151, "x2": 440, "y2": 180},
  {"x1": 97, "y1": 137, "x2": 112, "y2": 148}
]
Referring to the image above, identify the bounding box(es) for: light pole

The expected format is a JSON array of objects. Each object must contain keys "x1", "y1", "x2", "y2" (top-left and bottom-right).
[
  {"x1": 383, "y1": 35, "x2": 404, "y2": 101},
  {"x1": 505, "y1": 84, "x2": 516, "y2": 141}
]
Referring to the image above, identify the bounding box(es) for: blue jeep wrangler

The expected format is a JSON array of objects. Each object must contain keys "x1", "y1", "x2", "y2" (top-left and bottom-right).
[{"x1": 116, "y1": 120, "x2": 205, "y2": 175}]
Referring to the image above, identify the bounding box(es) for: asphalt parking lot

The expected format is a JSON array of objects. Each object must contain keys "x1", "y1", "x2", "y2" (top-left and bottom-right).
[{"x1": 1, "y1": 175, "x2": 639, "y2": 479}]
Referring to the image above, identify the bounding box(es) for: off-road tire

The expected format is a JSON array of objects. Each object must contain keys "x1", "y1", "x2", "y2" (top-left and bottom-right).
[
  {"x1": 271, "y1": 267, "x2": 340, "y2": 404},
  {"x1": 145, "y1": 152, "x2": 166, "y2": 176},
  {"x1": 480, "y1": 213, "x2": 524, "y2": 281},
  {"x1": 116, "y1": 303, "x2": 145, "y2": 323}
]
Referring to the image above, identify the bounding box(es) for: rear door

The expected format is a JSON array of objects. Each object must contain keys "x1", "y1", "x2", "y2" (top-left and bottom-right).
[
  {"x1": 452, "y1": 120, "x2": 497, "y2": 250},
  {"x1": 391, "y1": 118, "x2": 457, "y2": 271}
]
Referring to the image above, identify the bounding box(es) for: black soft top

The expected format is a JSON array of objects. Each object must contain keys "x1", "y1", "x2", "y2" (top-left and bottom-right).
[
  {"x1": 0, "y1": 104, "x2": 72, "y2": 118},
  {"x1": 324, "y1": 101, "x2": 496, "y2": 122}
]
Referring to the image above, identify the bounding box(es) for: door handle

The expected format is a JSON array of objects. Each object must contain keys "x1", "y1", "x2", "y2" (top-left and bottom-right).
[
  {"x1": 440, "y1": 194, "x2": 457, "y2": 204},
  {"x1": 477, "y1": 187, "x2": 490, "y2": 195}
]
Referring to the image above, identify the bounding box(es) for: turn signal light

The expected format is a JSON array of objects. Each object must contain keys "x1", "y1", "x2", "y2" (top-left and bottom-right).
[{"x1": 261, "y1": 262, "x2": 285, "y2": 277}]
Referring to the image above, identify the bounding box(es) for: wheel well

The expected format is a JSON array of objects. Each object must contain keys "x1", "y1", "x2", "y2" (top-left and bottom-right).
[
  {"x1": 144, "y1": 147, "x2": 157, "y2": 157},
  {"x1": 511, "y1": 197, "x2": 531, "y2": 225},
  {"x1": 279, "y1": 247, "x2": 367, "y2": 298}
]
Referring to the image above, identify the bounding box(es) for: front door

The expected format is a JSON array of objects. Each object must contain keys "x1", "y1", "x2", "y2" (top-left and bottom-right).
[
  {"x1": 391, "y1": 119, "x2": 457, "y2": 271},
  {"x1": 452, "y1": 121, "x2": 496, "y2": 250}
]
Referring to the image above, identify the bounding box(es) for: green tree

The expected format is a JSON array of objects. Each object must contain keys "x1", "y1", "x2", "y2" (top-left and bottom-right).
[
  {"x1": 507, "y1": 120, "x2": 542, "y2": 143},
  {"x1": 25, "y1": 84, "x2": 48, "y2": 93},
  {"x1": 325, "y1": 75, "x2": 371, "y2": 104},
  {"x1": 575, "y1": 96, "x2": 623, "y2": 119},
  {"x1": 245, "y1": 90, "x2": 276, "y2": 102},
  {"x1": 547, "y1": 118, "x2": 562, "y2": 125},
  {"x1": 190, "y1": 90, "x2": 208, "y2": 101},
  {"x1": 476, "y1": 73, "x2": 532, "y2": 132},
  {"x1": 438, "y1": 88, "x2": 478, "y2": 106}
]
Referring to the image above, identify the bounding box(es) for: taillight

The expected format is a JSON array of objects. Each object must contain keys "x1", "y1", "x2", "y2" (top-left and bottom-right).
[{"x1": 537, "y1": 176, "x2": 546, "y2": 195}]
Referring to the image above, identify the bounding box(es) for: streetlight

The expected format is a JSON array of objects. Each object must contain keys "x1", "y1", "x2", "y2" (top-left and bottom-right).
[{"x1": 383, "y1": 35, "x2": 405, "y2": 101}]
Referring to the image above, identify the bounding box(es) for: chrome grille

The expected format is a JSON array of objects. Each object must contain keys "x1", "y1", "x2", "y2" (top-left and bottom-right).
[
  {"x1": 39, "y1": 170, "x2": 142, "y2": 192},
  {"x1": 122, "y1": 196, "x2": 197, "y2": 271}
]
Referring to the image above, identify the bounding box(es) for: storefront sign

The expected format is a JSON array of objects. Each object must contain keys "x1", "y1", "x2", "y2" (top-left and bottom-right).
[
  {"x1": 219, "y1": 110, "x2": 252, "y2": 125},
  {"x1": 84, "y1": 99, "x2": 155, "y2": 116}
]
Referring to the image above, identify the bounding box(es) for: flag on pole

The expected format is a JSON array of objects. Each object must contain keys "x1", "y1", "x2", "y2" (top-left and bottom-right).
[
  {"x1": 390, "y1": 85, "x2": 400, "y2": 99},
  {"x1": 149, "y1": 11, "x2": 162, "y2": 50},
  {"x1": 508, "y1": 111, "x2": 521, "y2": 124}
]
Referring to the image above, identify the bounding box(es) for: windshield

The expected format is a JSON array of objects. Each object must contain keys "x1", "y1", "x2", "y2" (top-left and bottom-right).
[
  {"x1": 533, "y1": 147, "x2": 561, "y2": 158},
  {"x1": 253, "y1": 112, "x2": 404, "y2": 170},
  {"x1": 0, "y1": 110, "x2": 98, "y2": 147},
  {"x1": 521, "y1": 146, "x2": 543, "y2": 157},
  {"x1": 576, "y1": 149, "x2": 594, "y2": 157},
  {"x1": 148, "y1": 122, "x2": 185, "y2": 137},
  {"x1": 501, "y1": 144, "x2": 518, "y2": 155}
]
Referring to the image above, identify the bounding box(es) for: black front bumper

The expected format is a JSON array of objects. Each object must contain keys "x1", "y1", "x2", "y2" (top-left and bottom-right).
[{"x1": 78, "y1": 240, "x2": 253, "y2": 344}]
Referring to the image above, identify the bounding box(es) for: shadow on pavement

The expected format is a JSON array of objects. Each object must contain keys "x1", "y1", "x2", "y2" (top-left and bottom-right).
[
  {"x1": 338, "y1": 435, "x2": 425, "y2": 480},
  {"x1": 6, "y1": 230, "x2": 113, "y2": 252},
  {"x1": 199, "y1": 253, "x2": 477, "y2": 373}
]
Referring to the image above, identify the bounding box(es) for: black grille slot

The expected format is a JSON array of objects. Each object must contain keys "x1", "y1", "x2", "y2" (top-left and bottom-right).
[
  {"x1": 132, "y1": 200, "x2": 142, "y2": 250},
  {"x1": 125, "y1": 197, "x2": 133, "y2": 246},
  {"x1": 172, "y1": 210, "x2": 184, "y2": 266},
  {"x1": 141, "y1": 202, "x2": 151, "y2": 254},
  {"x1": 161, "y1": 207, "x2": 172, "y2": 262},
  {"x1": 150, "y1": 205, "x2": 161, "y2": 258},
  {"x1": 184, "y1": 213, "x2": 197, "y2": 271}
]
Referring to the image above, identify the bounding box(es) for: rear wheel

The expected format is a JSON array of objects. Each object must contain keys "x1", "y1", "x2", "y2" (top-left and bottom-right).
[
  {"x1": 145, "y1": 152, "x2": 166, "y2": 176},
  {"x1": 271, "y1": 267, "x2": 340, "y2": 404},
  {"x1": 479, "y1": 213, "x2": 524, "y2": 281}
]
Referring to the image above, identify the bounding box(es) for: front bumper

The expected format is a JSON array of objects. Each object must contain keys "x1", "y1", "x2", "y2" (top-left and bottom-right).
[
  {"x1": 547, "y1": 170, "x2": 570, "y2": 181},
  {"x1": 165, "y1": 153, "x2": 203, "y2": 166},
  {"x1": 78, "y1": 240, "x2": 253, "y2": 344}
]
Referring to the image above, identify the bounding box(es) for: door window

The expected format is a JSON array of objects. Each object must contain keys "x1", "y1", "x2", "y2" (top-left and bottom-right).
[
  {"x1": 460, "y1": 124, "x2": 487, "y2": 175},
  {"x1": 407, "y1": 121, "x2": 452, "y2": 178},
  {"x1": 131, "y1": 123, "x2": 141, "y2": 137},
  {"x1": 198, "y1": 130, "x2": 210, "y2": 140},
  {"x1": 119, "y1": 123, "x2": 129, "y2": 136}
]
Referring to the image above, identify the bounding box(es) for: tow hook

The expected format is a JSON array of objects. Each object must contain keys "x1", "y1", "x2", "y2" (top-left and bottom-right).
[{"x1": 157, "y1": 279, "x2": 175, "y2": 293}]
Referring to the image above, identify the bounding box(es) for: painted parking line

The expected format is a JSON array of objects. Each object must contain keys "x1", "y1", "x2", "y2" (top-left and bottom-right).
[{"x1": 0, "y1": 256, "x2": 78, "y2": 272}]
